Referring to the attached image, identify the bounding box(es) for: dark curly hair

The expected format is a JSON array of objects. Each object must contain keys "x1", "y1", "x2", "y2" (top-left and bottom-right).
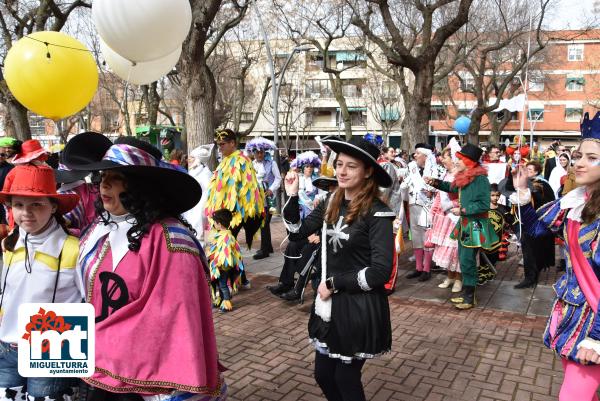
[{"x1": 94, "y1": 171, "x2": 196, "y2": 251}]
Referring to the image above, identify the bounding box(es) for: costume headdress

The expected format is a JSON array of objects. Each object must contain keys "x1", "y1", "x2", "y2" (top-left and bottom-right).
[
  {"x1": 62, "y1": 132, "x2": 201, "y2": 215},
  {"x1": 581, "y1": 111, "x2": 600, "y2": 143},
  {"x1": 0, "y1": 165, "x2": 79, "y2": 214},
  {"x1": 291, "y1": 151, "x2": 321, "y2": 169},
  {"x1": 322, "y1": 137, "x2": 392, "y2": 187},
  {"x1": 214, "y1": 128, "x2": 237, "y2": 142},
  {"x1": 245, "y1": 137, "x2": 276, "y2": 153}
]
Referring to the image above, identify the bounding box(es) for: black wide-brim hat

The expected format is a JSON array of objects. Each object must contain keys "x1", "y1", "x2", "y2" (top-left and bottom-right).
[
  {"x1": 312, "y1": 176, "x2": 338, "y2": 191},
  {"x1": 54, "y1": 168, "x2": 90, "y2": 184},
  {"x1": 322, "y1": 137, "x2": 392, "y2": 188},
  {"x1": 456, "y1": 143, "x2": 483, "y2": 163},
  {"x1": 62, "y1": 132, "x2": 201, "y2": 215}
]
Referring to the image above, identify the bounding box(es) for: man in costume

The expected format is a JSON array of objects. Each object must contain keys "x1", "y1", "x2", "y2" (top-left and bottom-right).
[
  {"x1": 246, "y1": 137, "x2": 281, "y2": 260},
  {"x1": 401, "y1": 143, "x2": 441, "y2": 282},
  {"x1": 426, "y1": 143, "x2": 499, "y2": 309},
  {"x1": 206, "y1": 129, "x2": 265, "y2": 287}
]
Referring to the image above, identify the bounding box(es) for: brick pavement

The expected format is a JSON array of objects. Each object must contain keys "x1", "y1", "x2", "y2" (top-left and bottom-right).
[{"x1": 217, "y1": 217, "x2": 571, "y2": 400}]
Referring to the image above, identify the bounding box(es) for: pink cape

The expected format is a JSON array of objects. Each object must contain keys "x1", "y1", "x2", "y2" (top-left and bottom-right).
[
  {"x1": 567, "y1": 220, "x2": 600, "y2": 314},
  {"x1": 82, "y1": 219, "x2": 223, "y2": 395}
]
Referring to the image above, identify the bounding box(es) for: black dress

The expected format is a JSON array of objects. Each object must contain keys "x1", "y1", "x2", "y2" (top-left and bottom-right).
[{"x1": 284, "y1": 195, "x2": 394, "y2": 361}]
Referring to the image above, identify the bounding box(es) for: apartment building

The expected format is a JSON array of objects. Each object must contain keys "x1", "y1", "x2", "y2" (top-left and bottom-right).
[{"x1": 429, "y1": 30, "x2": 600, "y2": 147}]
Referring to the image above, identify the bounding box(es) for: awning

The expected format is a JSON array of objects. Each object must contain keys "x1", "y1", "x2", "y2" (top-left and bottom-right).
[
  {"x1": 379, "y1": 108, "x2": 400, "y2": 121},
  {"x1": 565, "y1": 108, "x2": 583, "y2": 113},
  {"x1": 335, "y1": 51, "x2": 366, "y2": 62},
  {"x1": 565, "y1": 77, "x2": 585, "y2": 86},
  {"x1": 336, "y1": 107, "x2": 367, "y2": 112}
]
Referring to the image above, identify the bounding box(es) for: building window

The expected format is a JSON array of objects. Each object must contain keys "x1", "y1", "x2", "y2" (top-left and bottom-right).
[
  {"x1": 381, "y1": 81, "x2": 398, "y2": 99},
  {"x1": 565, "y1": 108, "x2": 583, "y2": 122},
  {"x1": 334, "y1": 51, "x2": 367, "y2": 69},
  {"x1": 457, "y1": 109, "x2": 470, "y2": 116},
  {"x1": 430, "y1": 106, "x2": 447, "y2": 121},
  {"x1": 341, "y1": 79, "x2": 366, "y2": 98},
  {"x1": 29, "y1": 115, "x2": 46, "y2": 136},
  {"x1": 305, "y1": 79, "x2": 333, "y2": 98},
  {"x1": 459, "y1": 74, "x2": 475, "y2": 92},
  {"x1": 379, "y1": 107, "x2": 400, "y2": 122},
  {"x1": 567, "y1": 44, "x2": 584, "y2": 61},
  {"x1": 528, "y1": 80, "x2": 544, "y2": 92},
  {"x1": 310, "y1": 110, "x2": 334, "y2": 127},
  {"x1": 527, "y1": 108, "x2": 544, "y2": 122},
  {"x1": 336, "y1": 108, "x2": 367, "y2": 126},
  {"x1": 496, "y1": 111, "x2": 519, "y2": 122},
  {"x1": 566, "y1": 77, "x2": 585, "y2": 91},
  {"x1": 240, "y1": 112, "x2": 253, "y2": 124}
]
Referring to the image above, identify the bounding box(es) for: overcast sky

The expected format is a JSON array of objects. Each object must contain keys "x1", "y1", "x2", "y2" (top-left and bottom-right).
[{"x1": 546, "y1": 0, "x2": 597, "y2": 29}]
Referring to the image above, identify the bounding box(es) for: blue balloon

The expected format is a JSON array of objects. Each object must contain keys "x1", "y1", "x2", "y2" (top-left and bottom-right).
[{"x1": 454, "y1": 116, "x2": 471, "y2": 135}]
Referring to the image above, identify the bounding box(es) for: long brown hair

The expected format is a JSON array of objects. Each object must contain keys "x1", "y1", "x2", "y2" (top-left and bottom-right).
[
  {"x1": 582, "y1": 180, "x2": 600, "y2": 224},
  {"x1": 325, "y1": 170, "x2": 381, "y2": 225}
]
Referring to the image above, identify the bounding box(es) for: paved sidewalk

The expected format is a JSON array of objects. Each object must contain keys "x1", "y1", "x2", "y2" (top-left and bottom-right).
[{"x1": 219, "y1": 218, "x2": 571, "y2": 400}]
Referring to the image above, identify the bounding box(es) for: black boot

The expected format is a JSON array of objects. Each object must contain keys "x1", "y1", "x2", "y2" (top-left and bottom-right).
[
  {"x1": 280, "y1": 287, "x2": 302, "y2": 301},
  {"x1": 558, "y1": 259, "x2": 566, "y2": 272},
  {"x1": 455, "y1": 285, "x2": 476, "y2": 310},
  {"x1": 267, "y1": 282, "x2": 292, "y2": 296},
  {"x1": 418, "y1": 271, "x2": 431, "y2": 282},
  {"x1": 406, "y1": 270, "x2": 422, "y2": 279},
  {"x1": 514, "y1": 279, "x2": 536, "y2": 289}
]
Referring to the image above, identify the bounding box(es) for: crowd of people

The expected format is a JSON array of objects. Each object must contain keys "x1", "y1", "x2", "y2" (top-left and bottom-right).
[{"x1": 0, "y1": 124, "x2": 598, "y2": 401}]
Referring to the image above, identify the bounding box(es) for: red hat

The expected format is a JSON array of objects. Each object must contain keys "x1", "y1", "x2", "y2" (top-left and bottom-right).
[
  {"x1": 11, "y1": 139, "x2": 49, "y2": 164},
  {"x1": 0, "y1": 165, "x2": 79, "y2": 214}
]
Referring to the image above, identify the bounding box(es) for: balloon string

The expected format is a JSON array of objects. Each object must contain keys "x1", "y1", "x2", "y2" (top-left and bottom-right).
[
  {"x1": 23, "y1": 35, "x2": 97, "y2": 54},
  {"x1": 118, "y1": 66, "x2": 134, "y2": 127}
]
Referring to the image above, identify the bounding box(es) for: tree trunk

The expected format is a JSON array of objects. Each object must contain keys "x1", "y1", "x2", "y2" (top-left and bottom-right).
[
  {"x1": 398, "y1": 66, "x2": 434, "y2": 151},
  {"x1": 467, "y1": 109, "x2": 484, "y2": 145},
  {"x1": 147, "y1": 82, "x2": 160, "y2": 126},
  {"x1": 488, "y1": 111, "x2": 511, "y2": 146},
  {"x1": 184, "y1": 61, "x2": 216, "y2": 150},
  {"x1": 7, "y1": 99, "x2": 31, "y2": 141}
]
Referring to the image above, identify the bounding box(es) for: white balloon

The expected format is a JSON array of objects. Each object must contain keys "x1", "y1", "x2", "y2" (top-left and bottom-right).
[
  {"x1": 101, "y1": 40, "x2": 181, "y2": 85},
  {"x1": 93, "y1": 0, "x2": 191, "y2": 63}
]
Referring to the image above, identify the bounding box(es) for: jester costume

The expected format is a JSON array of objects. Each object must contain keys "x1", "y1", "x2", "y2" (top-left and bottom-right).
[
  {"x1": 207, "y1": 228, "x2": 244, "y2": 311},
  {"x1": 205, "y1": 150, "x2": 265, "y2": 247},
  {"x1": 431, "y1": 144, "x2": 498, "y2": 309}
]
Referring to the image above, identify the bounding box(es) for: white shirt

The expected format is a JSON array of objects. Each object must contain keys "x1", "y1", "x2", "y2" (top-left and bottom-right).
[{"x1": 0, "y1": 220, "x2": 83, "y2": 343}]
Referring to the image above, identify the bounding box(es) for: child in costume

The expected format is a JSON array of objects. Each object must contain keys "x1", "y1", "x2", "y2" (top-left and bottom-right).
[
  {"x1": 62, "y1": 133, "x2": 226, "y2": 401},
  {"x1": 207, "y1": 209, "x2": 244, "y2": 312},
  {"x1": 426, "y1": 143, "x2": 498, "y2": 309},
  {"x1": 0, "y1": 165, "x2": 81, "y2": 401},
  {"x1": 478, "y1": 184, "x2": 514, "y2": 285},
  {"x1": 509, "y1": 112, "x2": 600, "y2": 400}
]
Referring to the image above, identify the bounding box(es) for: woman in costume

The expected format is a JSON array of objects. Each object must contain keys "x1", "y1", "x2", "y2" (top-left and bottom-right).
[
  {"x1": 62, "y1": 133, "x2": 226, "y2": 401},
  {"x1": 427, "y1": 148, "x2": 461, "y2": 292},
  {"x1": 425, "y1": 143, "x2": 498, "y2": 309},
  {"x1": 292, "y1": 151, "x2": 321, "y2": 219},
  {"x1": 0, "y1": 164, "x2": 81, "y2": 401},
  {"x1": 510, "y1": 112, "x2": 600, "y2": 401},
  {"x1": 549, "y1": 152, "x2": 571, "y2": 198},
  {"x1": 183, "y1": 145, "x2": 213, "y2": 244},
  {"x1": 283, "y1": 137, "x2": 394, "y2": 401}
]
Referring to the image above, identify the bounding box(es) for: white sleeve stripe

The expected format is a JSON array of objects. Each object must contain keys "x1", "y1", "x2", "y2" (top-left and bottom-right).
[
  {"x1": 357, "y1": 267, "x2": 372, "y2": 291},
  {"x1": 374, "y1": 211, "x2": 396, "y2": 217}
]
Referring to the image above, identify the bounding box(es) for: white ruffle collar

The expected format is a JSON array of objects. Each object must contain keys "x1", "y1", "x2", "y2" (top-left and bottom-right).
[
  {"x1": 560, "y1": 186, "x2": 587, "y2": 223},
  {"x1": 80, "y1": 213, "x2": 135, "y2": 271}
]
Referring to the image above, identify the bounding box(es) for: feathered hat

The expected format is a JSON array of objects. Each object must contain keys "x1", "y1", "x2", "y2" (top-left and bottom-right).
[
  {"x1": 291, "y1": 151, "x2": 321, "y2": 169},
  {"x1": 245, "y1": 137, "x2": 276, "y2": 153}
]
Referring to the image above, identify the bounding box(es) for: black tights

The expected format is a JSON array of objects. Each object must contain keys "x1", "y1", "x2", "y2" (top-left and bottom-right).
[{"x1": 314, "y1": 352, "x2": 366, "y2": 401}]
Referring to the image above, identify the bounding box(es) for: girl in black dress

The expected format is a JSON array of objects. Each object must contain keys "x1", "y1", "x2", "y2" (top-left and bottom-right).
[{"x1": 283, "y1": 137, "x2": 394, "y2": 401}]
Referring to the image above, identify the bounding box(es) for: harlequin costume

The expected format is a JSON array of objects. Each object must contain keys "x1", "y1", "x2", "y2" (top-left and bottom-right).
[
  {"x1": 0, "y1": 165, "x2": 81, "y2": 401},
  {"x1": 479, "y1": 204, "x2": 513, "y2": 285},
  {"x1": 509, "y1": 112, "x2": 600, "y2": 400},
  {"x1": 207, "y1": 227, "x2": 244, "y2": 311},
  {"x1": 62, "y1": 133, "x2": 226, "y2": 400},
  {"x1": 206, "y1": 130, "x2": 265, "y2": 248},
  {"x1": 430, "y1": 143, "x2": 498, "y2": 309}
]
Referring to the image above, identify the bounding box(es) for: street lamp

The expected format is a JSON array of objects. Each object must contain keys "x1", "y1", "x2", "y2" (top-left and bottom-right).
[{"x1": 255, "y1": 7, "x2": 312, "y2": 149}]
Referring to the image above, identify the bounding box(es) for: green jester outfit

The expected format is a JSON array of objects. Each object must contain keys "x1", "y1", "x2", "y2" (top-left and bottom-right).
[{"x1": 431, "y1": 144, "x2": 498, "y2": 309}]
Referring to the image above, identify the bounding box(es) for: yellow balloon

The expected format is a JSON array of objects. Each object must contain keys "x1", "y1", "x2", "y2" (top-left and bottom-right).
[{"x1": 4, "y1": 31, "x2": 98, "y2": 120}]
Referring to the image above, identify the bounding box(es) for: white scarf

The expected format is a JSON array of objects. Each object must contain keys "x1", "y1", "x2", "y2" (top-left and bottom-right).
[{"x1": 79, "y1": 213, "x2": 135, "y2": 272}]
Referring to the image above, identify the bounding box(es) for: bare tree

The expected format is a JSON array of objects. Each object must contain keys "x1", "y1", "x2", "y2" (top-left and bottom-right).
[
  {"x1": 367, "y1": 74, "x2": 402, "y2": 142},
  {"x1": 0, "y1": 0, "x2": 91, "y2": 141},
  {"x1": 348, "y1": 0, "x2": 473, "y2": 151},
  {"x1": 180, "y1": 0, "x2": 250, "y2": 151},
  {"x1": 274, "y1": 0, "x2": 366, "y2": 140}
]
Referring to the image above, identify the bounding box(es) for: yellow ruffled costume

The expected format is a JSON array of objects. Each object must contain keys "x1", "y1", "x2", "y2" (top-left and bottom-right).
[
  {"x1": 206, "y1": 150, "x2": 265, "y2": 247},
  {"x1": 207, "y1": 228, "x2": 244, "y2": 311}
]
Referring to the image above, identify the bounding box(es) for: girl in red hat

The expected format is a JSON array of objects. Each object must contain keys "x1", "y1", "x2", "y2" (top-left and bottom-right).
[{"x1": 0, "y1": 164, "x2": 81, "y2": 401}]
